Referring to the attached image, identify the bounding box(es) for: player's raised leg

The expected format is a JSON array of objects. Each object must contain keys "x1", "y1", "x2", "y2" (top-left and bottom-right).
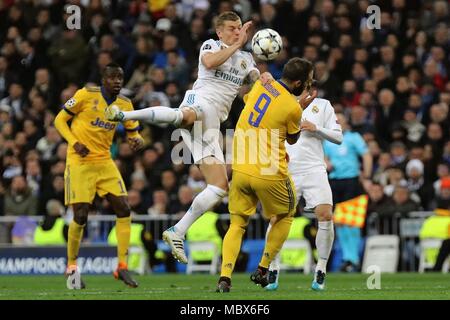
[
  {"x1": 105, "y1": 96, "x2": 198, "y2": 128},
  {"x1": 163, "y1": 158, "x2": 228, "y2": 264},
  {"x1": 105, "y1": 104, "x2": 183, "y2": 126},
  {"x1": 66, "y1": 203, "x2": 88, "y2": 289},
  {"x1": 311, "y1": 204, "x2": 334, "y2": 291},
  {"x1": 106, "y1": 194, "x2": 139, "y2": 288}
]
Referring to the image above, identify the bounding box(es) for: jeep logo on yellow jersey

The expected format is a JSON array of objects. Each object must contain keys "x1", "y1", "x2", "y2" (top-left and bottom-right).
[{"x1": 91, "y1": 117, "x2": 116, "y2": 130}]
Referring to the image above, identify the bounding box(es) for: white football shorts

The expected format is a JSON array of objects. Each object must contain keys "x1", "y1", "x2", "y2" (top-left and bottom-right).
[
  {"x1": 291, "y1": 171, "x2": 333, "y2": 209},
  {"x1": 179, "y1": 90, "x2": 225, "y2": 164}
]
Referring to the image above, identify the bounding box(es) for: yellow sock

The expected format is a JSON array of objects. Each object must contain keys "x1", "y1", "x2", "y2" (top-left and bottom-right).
[
  {"x1": 116, "y1": 216, "x2": 131, "y2": 266},
  {"x1": 260, "y1": 215, "x2": 293, "y2": 268},
  {"x1": 220, "y1": 214, "x2": 248, "y2": 279},
  {"x1": 67, "y1": 221, "x2": 85, "y2": 266}
]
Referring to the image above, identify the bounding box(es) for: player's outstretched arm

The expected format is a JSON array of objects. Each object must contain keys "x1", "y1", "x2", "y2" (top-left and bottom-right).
[
  {"x1": 316, "y1": 126, "x2": 343, "y2": 144},
  {"x1": 202, "y1": 21, "x2": 252, "y2": 69}
]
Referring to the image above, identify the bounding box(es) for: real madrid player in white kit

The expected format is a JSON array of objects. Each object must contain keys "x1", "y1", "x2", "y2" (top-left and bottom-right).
[
  {"x1": 105, "y1": 12, "x2": 270, "y2": 263},
  {"x1": 265, "y1": 97, "x2": 343, "y2": 291}
]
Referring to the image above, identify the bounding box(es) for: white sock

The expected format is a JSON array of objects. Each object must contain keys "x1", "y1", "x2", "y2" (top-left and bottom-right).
[
  {"x1": 122, "y1": 106, "x2": 183, "y2": 126},
  {"x1": 315, "y1": 220, "x2": 334, "y2": 273},
  {"x1": 265, "y1": 223, "x2": 280, "y2": 271},
  {"x1": 174, "y1": 184, "x2": 227, "y2": 236}
]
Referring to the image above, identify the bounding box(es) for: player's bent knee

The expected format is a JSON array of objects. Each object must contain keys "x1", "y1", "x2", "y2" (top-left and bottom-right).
[
  {"x1": 315, "y1": 205, "x2": 333, "y2": 221},
  {"x1": 115, "y1": 204, "x2": 131, "y2": 218},
  {"x1": 208, "y1": 183, "x2": 228, "y2": 196},
  {"x1": 217, "y1": 182, "x2": 229, "y2": 193},
  {"x1": 73, "y1": 204, "x2": 90, "y2": 225},
  {"x1": 181, "y1": 108, "x2": 196, "y2": 126},
  {"x1": 229, "y1": 223, "x2": 247, "y2": 235}
]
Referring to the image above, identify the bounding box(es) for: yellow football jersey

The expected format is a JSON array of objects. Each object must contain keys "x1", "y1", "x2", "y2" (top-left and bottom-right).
[
  {"x1": 63, "y1": 86, "x2": 139, "y2": 163},
  {"x1": 232, "y1": 80, "x2": 302, "y2": 180}
]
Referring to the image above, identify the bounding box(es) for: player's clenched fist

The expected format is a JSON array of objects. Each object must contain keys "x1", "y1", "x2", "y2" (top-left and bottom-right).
[
  {"x1": 300, "y1": 120, "x2": 317, "y2": 132},
  {"x1": 128, "y1": 137, "x2": 144, "y2": 151},
  {"x1": 73, "y1": 142, "x2": 90, "y2": 157},
  {"x1": 260, "y1": 72, "x2": 274, "y2": 85},
  {"x1": 298, "y1": 89, "x2": 318, "y2": 110}
]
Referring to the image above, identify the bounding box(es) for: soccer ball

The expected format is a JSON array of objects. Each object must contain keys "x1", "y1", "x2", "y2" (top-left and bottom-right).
[{"x1": 251, "y1": 28, "x2": 283, "y2": 61}]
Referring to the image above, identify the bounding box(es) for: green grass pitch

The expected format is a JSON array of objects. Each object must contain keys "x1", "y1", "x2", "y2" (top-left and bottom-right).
[{"x1": 0, "y1": 273, "x2": 449, "y2": 300}]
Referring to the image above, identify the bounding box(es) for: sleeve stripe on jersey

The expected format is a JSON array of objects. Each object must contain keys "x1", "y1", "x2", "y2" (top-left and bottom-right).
[{"x1": 63, "y1": 107, "x2": 75, "y2": 116}]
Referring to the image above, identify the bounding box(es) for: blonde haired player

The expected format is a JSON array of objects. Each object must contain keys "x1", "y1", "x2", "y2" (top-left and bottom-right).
[
  {"x1": 216, "y1": 58, "x2": 317, "y2": 292},
  {"x1": 106, "y1": 11, "x2": 271, "y2": 264},
  {"x1": 54, "y1": 63, "x2": 144, "y2": 289}
]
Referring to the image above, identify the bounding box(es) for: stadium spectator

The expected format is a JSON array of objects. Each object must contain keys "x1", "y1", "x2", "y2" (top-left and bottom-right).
[
  {"x1": 160, "y1": 169, "x2": 178, "y2": 204},
  {"x1": 405, "y1": 159, "x2": 433, "y2": 209},
  {"x1": 387, "y1": 184, "x2": 421, "y2": 218},
  {"x1": 170, "y1": 184, "x2": 194, "y2": 217},
  {"x1": 39, "y1": 174, "x2": 65, "y2": 215},
  {"x1": 3, "y1": 175, "x2": 38, "y2": 216},
  {"x1": 47, "y1": 29, "x2": 88, "y2": 87},
  {"x1": 127, "y1": 189, "x2": 147, "y2": 216},
  {"x1": 367, "y1": 183, "x2": 391, "y2": 216},
  {"x1": 186, "y1": 165, "x2": 207, "y2": 196},
  {"x1": 35, "y1": 126, "x2": 61, "y2": 161},
  {"x1": 24, "y1": 158, "x2": 41, "y2": 196},
  {"x1": 130, "y1": 170, "x2": 151, "y2": 209},
  {"x1": 147, "y1": 189, "x2": 169, "y2": 217},
  {"x1": 401, "y1": 108, "x2": 426, "y2": 144},
  {"x1": 0, "y1": 55, "x2": 14, "y2": 100},
  {"x1": 372, "y1": 152, "x2": 392, "y2": 186},
  {"x1": 1, "y1": 82, "x2": 26, "y2": 124}
]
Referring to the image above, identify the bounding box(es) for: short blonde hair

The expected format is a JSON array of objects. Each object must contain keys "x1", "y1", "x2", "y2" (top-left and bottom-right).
[{"x1": 215, "y1": 11, "x2": 241, "y2": 29}]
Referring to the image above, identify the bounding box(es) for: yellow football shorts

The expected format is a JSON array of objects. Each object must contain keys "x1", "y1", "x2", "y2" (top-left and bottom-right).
[
  {"x1": 229, "y1": 170, "x2": 297, "y2": 218},
  {"x1": 64, "y1": 160, "x2": 127, "y2": 205}
]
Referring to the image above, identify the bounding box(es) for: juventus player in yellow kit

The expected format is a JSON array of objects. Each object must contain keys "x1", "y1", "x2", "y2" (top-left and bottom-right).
[
  {"x1": 54, "y1": 63, "x2": 144, "y2": 289},
  {"x1": 217, "y1": 58, "x2": 317, "y2": 292}
]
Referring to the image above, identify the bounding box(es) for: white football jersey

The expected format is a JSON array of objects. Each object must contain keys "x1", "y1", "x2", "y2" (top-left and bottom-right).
[
  {"x1": 193, "y1": 39, "x2": 258, "y2": 122},
  {"x1": 286, "y1": 98, "x2": 341, "y2": 175}
]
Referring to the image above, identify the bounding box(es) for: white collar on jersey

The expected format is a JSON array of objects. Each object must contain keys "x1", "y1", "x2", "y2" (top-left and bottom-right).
[{"x1": 220, "y1": 41, "x2": 230, "y2": 49}]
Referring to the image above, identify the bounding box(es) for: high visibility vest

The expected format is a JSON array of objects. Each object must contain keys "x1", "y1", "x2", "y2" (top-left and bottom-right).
[
  {"x1": 419, "y1": 215, "x2": 450, "y2": 265},
  {"x1": 186, "y1": 212, "x2": 222, "y2": 261},
  {"x1": 333, "y1": 195, "x2": 368, "y2": 228},
  {"x1": 34, "y1": 218, "x2": 66, "y2": 245},
  {"x1": 280, "y1": 217, "x2": 310, "y2": 268},
  {"x1": 108, "y1": 223, "x2": 145, "y2": 271},
  {"x1": 435, "y1": 208, "x2": 450, "y2": 217}
]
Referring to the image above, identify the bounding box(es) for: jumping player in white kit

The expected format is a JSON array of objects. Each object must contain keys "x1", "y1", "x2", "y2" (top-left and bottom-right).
[
  {"x1": 265, "y1": 96, "x2": 343, "y2": 291},
  {"x1": 105, "y1": 11, "x2": 270, "y2": 263}
]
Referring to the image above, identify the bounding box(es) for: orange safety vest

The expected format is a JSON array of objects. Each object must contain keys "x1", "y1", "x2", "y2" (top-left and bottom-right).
[{"x1": 333, "y1": 195, "x2": 368, "y2": 228}]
